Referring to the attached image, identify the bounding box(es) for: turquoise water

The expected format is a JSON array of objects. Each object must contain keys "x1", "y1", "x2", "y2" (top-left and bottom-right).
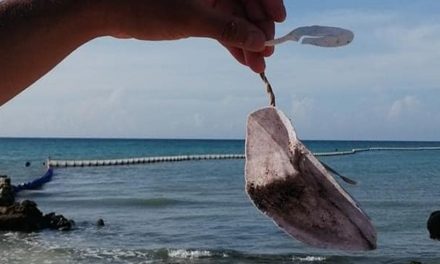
[{"x1": 1, "y1": 138, "x2": 440, "y2": 263}]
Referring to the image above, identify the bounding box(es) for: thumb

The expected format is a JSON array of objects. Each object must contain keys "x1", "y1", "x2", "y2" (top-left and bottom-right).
[{"x1": 190, "y1": 6, "x2": 267, "y2": 52}]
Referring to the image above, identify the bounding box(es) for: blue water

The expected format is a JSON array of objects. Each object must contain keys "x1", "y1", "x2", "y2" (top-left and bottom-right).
[{"x1": 1, "y1": 138, "x2": 440, "y2": 264}]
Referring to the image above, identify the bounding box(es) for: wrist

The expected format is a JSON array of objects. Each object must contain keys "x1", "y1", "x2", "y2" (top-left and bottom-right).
[{"x1": 83, "y1": 0, "x2": 203, "y2": 40}]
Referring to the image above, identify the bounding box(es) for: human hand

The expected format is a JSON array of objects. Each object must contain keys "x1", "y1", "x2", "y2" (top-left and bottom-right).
[
  {"x1": 0, "y1": 0, "x2": 285, "y2": 105},
  {"x1": 104, "y1": 0, "x2": 286, "y2": 73},
  {"x1": 208, "y1": 0, "x2": 286, "y2": 73}
]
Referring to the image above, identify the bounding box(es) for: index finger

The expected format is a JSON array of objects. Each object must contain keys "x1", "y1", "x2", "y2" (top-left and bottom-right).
[{"x1": 259, "y1": 0, "x2": 286, "y2": 22}]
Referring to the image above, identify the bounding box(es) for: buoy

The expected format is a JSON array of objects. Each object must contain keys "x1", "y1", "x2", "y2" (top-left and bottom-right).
[{"x1": 46, "y1": 147, "x2": 440, "y2": 169}]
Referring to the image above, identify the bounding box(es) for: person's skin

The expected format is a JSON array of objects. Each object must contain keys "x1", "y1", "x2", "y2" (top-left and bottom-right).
[{"x1": 0, "y1": 0, "x2": 285, "y2": 107}]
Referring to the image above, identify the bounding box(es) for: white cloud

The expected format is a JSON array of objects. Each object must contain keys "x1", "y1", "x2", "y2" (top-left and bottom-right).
[
  {"x1": 292, "y1": 97, "x2": 315, "y2": 121},
  {"x1": 387, "y1": 96, "x2": 421, "y2": 120},
  {"x1": 1, "y1": 5, "x2": 440, "y2": 140}
]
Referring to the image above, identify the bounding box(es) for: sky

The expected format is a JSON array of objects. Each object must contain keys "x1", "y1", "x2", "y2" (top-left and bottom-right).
[{"x1": 1, "y1": 1, "x2": 440, "y2": 140}]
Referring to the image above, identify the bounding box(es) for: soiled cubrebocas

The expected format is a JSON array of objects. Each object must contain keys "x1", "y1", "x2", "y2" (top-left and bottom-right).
[{"x1": 245, "y1": 107, "x2": 376, "y2": 250}]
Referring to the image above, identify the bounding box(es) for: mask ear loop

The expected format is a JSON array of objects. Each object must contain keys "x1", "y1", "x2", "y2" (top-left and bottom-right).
[{"x1": 260, "y1": 72, "x2": 276, "y2": 107}]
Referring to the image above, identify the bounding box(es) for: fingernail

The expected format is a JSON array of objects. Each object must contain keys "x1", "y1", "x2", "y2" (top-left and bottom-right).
[{"x1": 245, "y1": 31, "x2": 266, "y2": 51}]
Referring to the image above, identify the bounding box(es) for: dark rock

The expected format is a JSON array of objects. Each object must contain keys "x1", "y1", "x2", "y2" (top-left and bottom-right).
[
  {"x1": 0, "y1": 200, "x2": 44, "y2": 232},
  {"x1": 427, "y1": 210, "x2": 440, "y2": 240},
  {"x1": 0, "y1": 199, "x2": 73, "y2": 232},
  {"x1": 96, "y1": 218, "x2": 105, "y2": 227},
  {"x1": 43, "y1": 212, "x2": 73, "y2": 231},
  {"x1": 0, "y1": 176, "x2": 15, "y2": 206},
  {"x1": 0, "y1": 175, "x2": 73, "y2": 232}
]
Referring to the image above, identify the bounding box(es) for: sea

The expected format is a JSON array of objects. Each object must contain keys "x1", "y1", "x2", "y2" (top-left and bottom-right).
[{"x1": 1, "y1": 138, "x2": 440, "y2": 264}]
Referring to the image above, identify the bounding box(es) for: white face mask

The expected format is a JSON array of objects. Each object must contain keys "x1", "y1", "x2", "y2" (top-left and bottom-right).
[{"x1": 245, "y1": 107, "x2": 376, "y2": 250}]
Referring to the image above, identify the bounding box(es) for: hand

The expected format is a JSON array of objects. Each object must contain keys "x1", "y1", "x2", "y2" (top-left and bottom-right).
[
  {"x1": 0, "y1": 0, "x2": 286, "y2": 106},
  {"x1": 105, "y1": 0, "x2": 286, "y2": 73},
  {"x1": 209, "y1": 0, "x2": 286, "y2": 73}
]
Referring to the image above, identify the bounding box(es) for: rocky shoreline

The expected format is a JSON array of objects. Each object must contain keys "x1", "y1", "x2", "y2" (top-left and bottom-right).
[{"x1": 0, "y1": 175, "x2": 73, "y2": 232}]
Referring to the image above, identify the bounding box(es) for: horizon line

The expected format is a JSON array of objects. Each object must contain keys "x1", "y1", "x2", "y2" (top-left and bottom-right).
[{"x1": 1, "y1": 136, "x2": 440, "y2": 143}]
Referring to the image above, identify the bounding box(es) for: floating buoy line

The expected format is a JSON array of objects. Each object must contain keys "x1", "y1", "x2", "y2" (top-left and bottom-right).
[
  {"x1": 48, "y1": 154, "x2": 245, "y2": 168},
  {"x1": 47, "y1": 146, "x2": 440, "y2": 168}
]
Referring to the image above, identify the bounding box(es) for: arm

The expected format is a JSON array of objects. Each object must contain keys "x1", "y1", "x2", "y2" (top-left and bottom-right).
[
  {"x1": 0, "y1": 0, "x2": 285, "y2": 106},
  {"x1": 0, "y1": 0, "x2": 102, "y2": 106}
]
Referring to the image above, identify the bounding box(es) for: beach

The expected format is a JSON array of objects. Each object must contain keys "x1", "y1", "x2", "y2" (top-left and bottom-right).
[{"x1": 1, "y1": 138, "x2": 440, "y2": 263}]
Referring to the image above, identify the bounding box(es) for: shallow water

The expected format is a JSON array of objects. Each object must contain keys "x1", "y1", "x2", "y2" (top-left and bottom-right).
[{"x1": 1, "y1": 138, "x2": 440, "y2": 263}]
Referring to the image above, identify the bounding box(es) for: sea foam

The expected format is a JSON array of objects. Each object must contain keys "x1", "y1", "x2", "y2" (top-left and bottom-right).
[
  {"x1": 167, "y1": 249, "x2": 214, "y2": 259},
  {"x1": 292, "y1": 256, "x2": 327, "y2": 262}
]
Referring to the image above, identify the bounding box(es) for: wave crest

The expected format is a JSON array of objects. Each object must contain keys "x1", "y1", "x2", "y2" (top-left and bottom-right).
[
  {"x1": 293, "y1": 256, "x2": 327, "y2": 262},
  {"x1": 167, "y1": 249, "x2": 216, "y2": 259}
]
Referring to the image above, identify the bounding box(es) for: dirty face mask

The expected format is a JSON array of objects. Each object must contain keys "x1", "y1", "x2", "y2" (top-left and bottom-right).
[{"x1": 244, "y1": 26, "x2": 377, "y2": 251}]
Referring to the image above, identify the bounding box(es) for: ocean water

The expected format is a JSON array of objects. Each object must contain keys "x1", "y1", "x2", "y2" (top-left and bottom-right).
[{"x1": 1, "y1": 138, "x2": 440, "y2": 264}]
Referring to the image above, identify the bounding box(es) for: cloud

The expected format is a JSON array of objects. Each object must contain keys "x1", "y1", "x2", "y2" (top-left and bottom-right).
[
  {"x1": 292, "y1": 97, "x2": 315, "y2": 121},
  {"x1": 271, "y1": 11, "x2": 440, "y2": 95},
  {"x1": 1, "y1": 4, "x2": 440, "y2": 140},
  {"x1": 387, "y1": 96, "x2": 421, "y2": 120}
]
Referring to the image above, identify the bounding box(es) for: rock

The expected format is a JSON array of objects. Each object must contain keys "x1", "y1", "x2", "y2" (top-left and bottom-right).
[
  {"x1": 43, "y1": 212, "x2": 74, "y2": 231},
  {"x1": 96, "y1": 218, "x2": 105, "y2": 227},
  {"x1": 0, "y1": 176, "x2": 15, "y2": 206},
  {"x1": 0, "y1": 200, "x2": 44, "y2": 232},
  {"x1": 427, "y1": 211, "x2": 440, "y2": 240},
  {"x1": 0, "y1": 199, "x2": 73, "y2": 232},
  {"x1": 0, "y1": 175, "x2": 73, "y2": 232}
]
